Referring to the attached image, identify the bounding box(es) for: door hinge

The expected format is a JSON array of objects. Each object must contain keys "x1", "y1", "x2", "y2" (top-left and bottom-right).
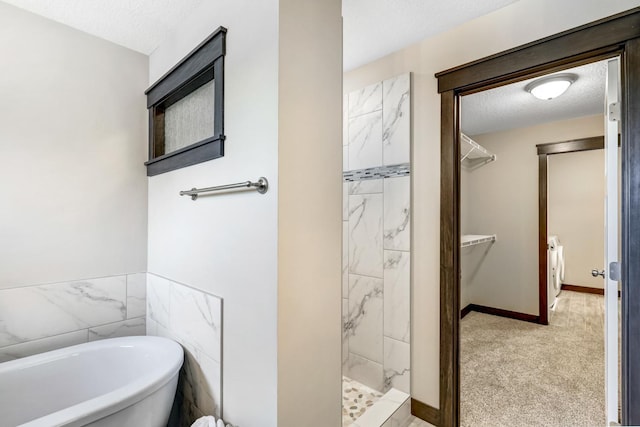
[
  {"x1": 609, "y1": 102, "x2": 621, "y2": 122},
  {"x1": 609, "y1": 261, "x2": 621, "y2": 282}
]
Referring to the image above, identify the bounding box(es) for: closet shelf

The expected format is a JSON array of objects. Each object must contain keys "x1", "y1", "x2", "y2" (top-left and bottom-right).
[
  {"x1": 460, "y1": 133, "x2": 496, "y2": 168},
  {"x1": 461, "y1": 234, "x2": 497, "y2": 248}
]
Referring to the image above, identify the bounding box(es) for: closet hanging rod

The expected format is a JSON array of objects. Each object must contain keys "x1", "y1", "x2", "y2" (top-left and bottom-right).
[{"x1": 179, "y1": 177, "x2": 269, "y2": 200}]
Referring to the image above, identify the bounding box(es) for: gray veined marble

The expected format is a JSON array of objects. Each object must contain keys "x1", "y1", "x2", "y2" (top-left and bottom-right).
[
  {"x1": 384, "y1": 251, "x2": 410, "y2": 343},
  {"x1": 127, "y1": 273, "x2": 147, "y2": 319},
  {"x1": 181, "y1": 348, "x2": 222, "y2": 418},
  {"x1": 348, "y1": 111, "x2": 383, "y2": 170},
  {"x1": 342, "y1": 221, "x2": 349, "y2": 297},
  {"x1": 349, "y1": 178, "x2": 383, "y2": 195},
  {"x1": 384, "y1": 176, "x2": 410, "y2": 251},
  {"x1": 0, "y1": 330, "x2": 88, "y2": 363},
  {"x1": 343, "y1": 145, "x2": 349, "y2": 171},
  {"x1": 88, "y1": 317, "x2": 146, "y2": 341},
  {"x1": 145, "y1": 317, "x2": 158, "y2": 336},
  {"x1": 147, "y1": 274, "x2": 171, "y2": 328},
  {"x1": 381, "y1": 397, "x2": 412, "y2": 427},
  {"x1": 383, "y1": 337, "x2": 410, "y2": 393},
  {"x1": 349, "y1": 194, "x2": 383, "y2": 278},
  {"x1": 342, "y1": 298, "x2": 349, "y2": 369},
  {"x1": 194, "y1": 350, "x2": 221, "y2": 417},
  {"x1": 343, "y1": 75, "x2": 412, "y2": 396},
  {"x1": 153, "y1": 308, "x2": 201, "y2": 363},
  {"x1": 343, "y1": 93, "x2": 349, "y2": 146},
  {"x1": 348, "y1": 82, "x2": 382, "y2": 118},
  {"x1": 169, "y1": 281, "x2": 222, "y2": 362},
  {"x1": 347, "y1": 352, "x2": 384, "y2": 392},
  {"x1": 146, "y1": 274, "x2": 223, "y2": 421},
  {"x1": 347, "y1": 274, "x2": 383, "y2": 363},
  {"x1": 0, "y1": 276, "x2": 126, "y2": 347},
  {"x1": 382, "y1": 74, "x2": 411, "y2": 166},
  {"x1": 343, "y1": 182, "x2": 349, "y2": 221}
]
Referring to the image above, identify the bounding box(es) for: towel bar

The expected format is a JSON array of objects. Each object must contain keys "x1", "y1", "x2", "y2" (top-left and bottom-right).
[{"x1": 179, "y1": 177, "x2": 268, "y2": 200}]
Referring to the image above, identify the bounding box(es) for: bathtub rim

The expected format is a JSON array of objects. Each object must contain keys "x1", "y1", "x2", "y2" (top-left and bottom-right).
[{"x1": 0, "y1": 335, "x2": 184, "y2": 427}]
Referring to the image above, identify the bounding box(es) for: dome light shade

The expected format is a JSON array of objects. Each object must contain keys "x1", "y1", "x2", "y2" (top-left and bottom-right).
[{"x1": 524, "y1": 73, "x2": 577, "y2": 100}]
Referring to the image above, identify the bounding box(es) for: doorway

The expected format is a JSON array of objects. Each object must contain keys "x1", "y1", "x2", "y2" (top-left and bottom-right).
[
  {"x1": 457, "y1": 58, "x2": 613, "y2": 426},
  {"x1": 435, "y1": 8, "x2": 640, "y2": 427}
]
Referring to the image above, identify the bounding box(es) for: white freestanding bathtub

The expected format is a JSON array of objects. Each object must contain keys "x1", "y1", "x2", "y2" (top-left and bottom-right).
[{"x1": 0, "y1": 336, "x2": 183, "y2": 427}]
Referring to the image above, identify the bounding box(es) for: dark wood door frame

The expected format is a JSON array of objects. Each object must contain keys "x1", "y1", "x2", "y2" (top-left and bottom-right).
[
  {"x1": 434, "y1": 8, "x2": 640, "y2": 427},
  {"x1": 537, "y1": 136, "x2": 605, "y2": 326}
]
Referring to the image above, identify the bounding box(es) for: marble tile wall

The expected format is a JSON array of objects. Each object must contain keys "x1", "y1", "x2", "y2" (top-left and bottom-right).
[
  {"x1": 343, "y1": 73, "x2": 411, "y2": 396},
  {"x1": 382, "y1": 74, "x2": 410, "y2": 167},
  {"x1": 0, "y1": 273, "x2": 147, "y2": 363},
  {"x1": 381, "y1": 394, "x2": 412, "y2": 427},
  {"x1": 349, "y1": 193, "x2": 384, "y2": 278},
  {"x1": 146, "y1": 273, "x2": 222, "y2": 427}
]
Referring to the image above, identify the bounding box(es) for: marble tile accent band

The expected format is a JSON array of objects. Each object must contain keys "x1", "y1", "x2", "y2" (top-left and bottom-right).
[{"x1": 343, "y1": 163, "x2": 410, "y2": 182}]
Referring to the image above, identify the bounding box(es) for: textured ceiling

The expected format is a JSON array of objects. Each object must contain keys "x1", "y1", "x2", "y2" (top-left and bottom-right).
[
  {"x1": 4, "y1": 0, "x2": 522, "y2": 68},
  {"x1": 0, "y1": 0, "x2": 206, "y2": 54},
  {"x1": 342, "y1": 0, "x2": 521, "y2": 70},
  {"x1": 0, "y1": 0, "x2": 608, "y2": 136},
  {"x1": 461, "y1": 60, "x2": 608, "y2": 136}
]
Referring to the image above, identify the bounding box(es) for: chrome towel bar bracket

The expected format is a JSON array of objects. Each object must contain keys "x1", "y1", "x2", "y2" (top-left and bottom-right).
[{"x1": 179, "y1": 177, "x2": 269, "y2": 200}]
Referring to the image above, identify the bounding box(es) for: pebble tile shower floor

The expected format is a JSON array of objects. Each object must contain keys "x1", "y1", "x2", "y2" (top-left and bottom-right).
[{"x1": 342, "y1": 376, "x2": 383, "y2": 426}]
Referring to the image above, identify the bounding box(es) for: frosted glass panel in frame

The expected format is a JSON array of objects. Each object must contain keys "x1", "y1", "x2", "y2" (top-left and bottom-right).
[{"x1": 164, "y1": 80, "x2": 215, "y2": 154}]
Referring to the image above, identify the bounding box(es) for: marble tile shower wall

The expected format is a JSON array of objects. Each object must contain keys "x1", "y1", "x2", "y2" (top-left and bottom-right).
[
  {"x1": 343, "y1": 73, "x2": 411, "y2": 394},
  {"x1": 0, "y1": 273, "x2": 147, "y2": 362},
  {"x1": 146, "y1": 273, "x2": 222, "y2": 427}
]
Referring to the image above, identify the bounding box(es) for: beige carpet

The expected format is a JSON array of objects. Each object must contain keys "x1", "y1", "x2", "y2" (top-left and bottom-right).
[{"x1": 460, "y1": 291, "x2": 605, "y2": 427}]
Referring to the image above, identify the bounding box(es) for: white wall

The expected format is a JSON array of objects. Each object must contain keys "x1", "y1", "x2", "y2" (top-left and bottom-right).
[
  {"x1": 147, "y1": 2, "x2": 279, "y2": 426},
  {"x1": 343, "y1": 0, "x2": 639, "y2": 407},
  {"x1": 147, "y1": 1, "x2": 342, "y2": 426},
  {"x1": 549, "y1": 150, "x2": 605, "y2": 289},
  {"x1": 0, "y1": 2, "x2": 148, "y2": 289},
  {"x1": 462, "y1": 115, "x2": 603, "y2": 315}
]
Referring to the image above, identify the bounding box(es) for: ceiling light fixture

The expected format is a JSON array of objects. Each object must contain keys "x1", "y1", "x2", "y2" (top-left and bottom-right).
[{"x1": 524, "y1": 73, "x2": 577, "y2": 100}]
